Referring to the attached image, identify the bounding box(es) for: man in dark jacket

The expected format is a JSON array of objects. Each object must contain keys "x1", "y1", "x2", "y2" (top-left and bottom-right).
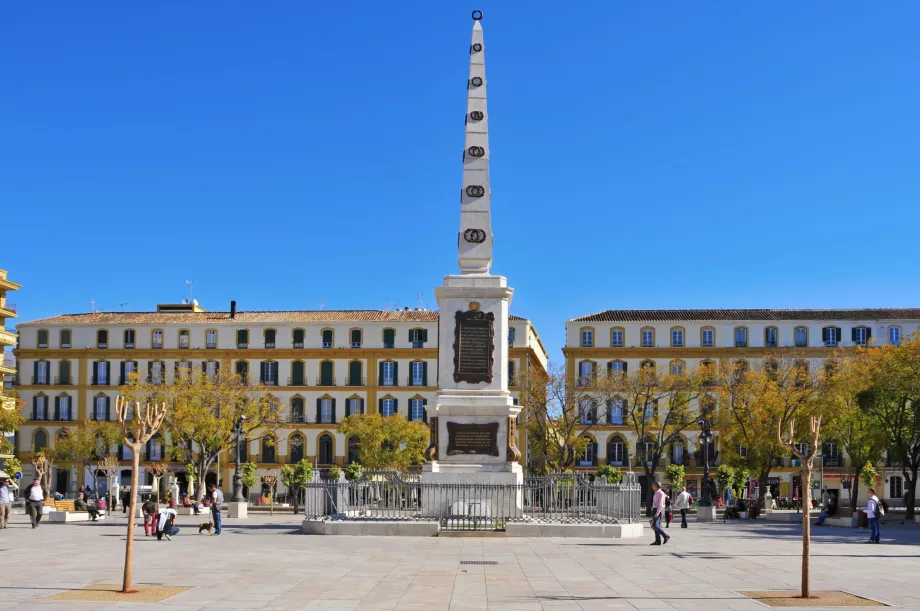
[
  {"x1": 74, "y1": 492, "x2": 100, "y2": 521},
  {"x1": 25, "y1": 478, "x2": 44, "y2": 528}
]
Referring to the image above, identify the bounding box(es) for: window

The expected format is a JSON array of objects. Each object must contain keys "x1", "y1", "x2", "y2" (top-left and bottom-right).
[
  {"x1": 578, "y1": 361, "x2": 595, "y2": 386},
  {"x1": 236, "y1": 329, "x2": 249, "y2": 349},
  {"x1": 347, "y1": 398, "x2": 363, "y2": 416},
  {"x1": 319, "y1": 361, "x2": 334, "y2": 386},
  {"x1": 670, "y1": 360, "x2": 685, "y2": 375},
  {"x1": 288, "y1": 361, "x2": 305, "y2": 386},
  {"x1": 734, "y1": 327, "x2": 748, "y2": 348},
  {"x1": 822, "y1": 326, "x2": 840, "y2": 347},
  {"x1": 322, "y1": 329, "x2": 333, "y2": 348},
  {"x1": 795, "y1": 327, "x2": 808, "y2": 347},
  {"x1": 732, "y1": 360, "x2": 749, "y2": 382},
  {"x1": 643, "y1": 401, "x2": 656, "y2": 424},
  {"x1": 176, "y1": 361, "x2": 191, "y2": 380},
  {"x1": 700, "y1": 360, "x2": 716, "y2": 385},
  {"x1": 319, "y1": 398, "x2": 334, "y2": 424},
  {"x1": 852, "y1": 326, "x2": 870, "y2": 346},
  {"x1": 579, "y1": 400, "x2": 597, "y2": 425},
  {"x1": 765, "y1": 327, "x2": 778, "y2": 348},
  {"x1": 58, "y1": 329, "x2": 71, "y2": 348},
  {"x1": 672, "y1": 439, "x2": 685, "y2": 465},
  {"x1": 204, "y1": 361, "x2": 218, "y2": 379},
  {"x1": 738, "y1": 445, "x2": 748, "y2": 458},
  {"x1": 120, "y1": 444, "x2": 133, "y2": 461},
  {"x1": 34, "y1": 360, "x2": 50, "y2": 385},
  {"x1": 147, "y1": 438, "x2": 163, "y2": 461},
  {"x1": 204, "y1": 329, "x2": 217, "y2": 349},
  {"x1": 823, "y1": 440, "x2": 840, "y2": 467},
  {"x1": 260, "y1": 361, "x2": 278, "y2": 386},
  {"x1": 578, "y1": 438, "x2": 597, "y2": 467},
  {"x1": 290, "y1": 434, "x2": 305, "y2": 463},
  {"x1": 33, "y1": 395, "x2": 48, "y2": 420},
  {"x1": 508, "y1": 360, "x2": 516, "y2": 385},
  {"x1": 264, "y1": 329, "x2": 276, "y2": 349},
  {"x1": 670, "y1": 328, "x2": 684, "y2": 348},
  {"x1": 261, "y1": 437, "x2": 276, "y2": 463},
  {"x1": 150, "y1": 361, "x2": 164, "y2": 385},
  {"x1": 348, "y1": 361, "x2": 363, "y2": 386},
  {"x1": 580, "y1": 328, "x2": 593, "y2": 348},
  {"x1": 123, "y1": 329, "x2": 135, "y2": 349},
  {"x1": 411, "y1": 361, "x2": 426, "y2": 386},
  {"x1": 37, "y1": 329, "x2": 49, "y2": 348},
  {"x1": 383, "y1": 328, "x2": 395, "y2": 349},
  {"x1": 607, "y1": 398, "x2": 625, "y2": 425},
  {"x1": 639, "y1": 359, "x2": 655, "y2": 371},
  {"x1": 57, "y1": 395, "x2": 72, "y2": 421},
  {"x1": 409, "y1": 398, "x2": 426, "y2": 422},
  {"x1": 57, "y1": 360, "x2": 72, "y2": 385},
  {"x1": 287, "y1": 397, "x2": 305, "y2": 423},
  {"x1": 34, "y1": 430, "x2": 48, "y2": 452},
  {"x1": 608, "y1": 360, "x2": 626, "y2": 375},
  {"x1": 611, "y1": 328, "x2": 624, "y2": 348},
  {"x1": 93, "y1": 361, "x2": 109, "y2": 385},
  {"x1": 890, "y1": 326, "x2": 901, "y2": 346},
  {"x1": 508, "y1": 327, "x2": 516, "y2": 346},
  {"x1": 318, "y1": 434, "x2": 334, "y2": 465},
  {"x1": 152, "y1": 329, "x2": 164, "y2": 349},
  {"x1": 410, "y1": 328, "x2": 426, "y2": 348},
  {"x1": 701, "y1": 327, "x2": 715, "y2": 347},
  {"x1": 793, "y1": 442, "x2": 809, "y2": 456},
  {"x1": 292, "y1": 328, "x2": 305, "y2": 349},
  {"x1": 97, "y1": 329, "x2": 108, "y2": 349},
  {"x1": 890, "y1": 475, "x2": 903, "y2": 499},
  {"x1": 347, "y1": 437, "x2": 360, "y2": 464},
  {"x1": 381, "y1": 361, "x2": 396, "y2": 387},
  {"x1": 381, "y1": 398, "x2": 396, "y2": 417},
  {"x1": 350, "y1": 329, "x2": 362, "y2": 348},
  {"x1": 608, "y1": 437, "x2": 627, "y2": 466},
  {"x1": 94, "y1": 396, "x2": 109, "y2": 421},
  {"x1": 641, "y1": 327, "x2": 654, "y2": 348}
]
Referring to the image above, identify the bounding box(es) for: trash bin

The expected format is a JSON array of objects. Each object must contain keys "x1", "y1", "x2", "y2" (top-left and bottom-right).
[{"x1": 858, "y1": 510, "x2": 868, "y2": 528}]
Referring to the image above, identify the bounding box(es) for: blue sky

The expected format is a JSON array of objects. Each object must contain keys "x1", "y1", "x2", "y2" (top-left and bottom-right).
[{"x1": 3, "y1": 2, "x2": 919, "y2": 360}]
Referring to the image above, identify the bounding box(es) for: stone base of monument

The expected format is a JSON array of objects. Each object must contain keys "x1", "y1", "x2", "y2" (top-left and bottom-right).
[
  {"x1": 300, "y1": 519, "x2": 643, "y2": 538},
  {"x1": 228, "y1": 501, "x2": 248, "y2": 519},
  {"x1": 504, "y1": 523, "x2": 644, "y2": 538},
  {"x1": 697, "y1": 506, "x2": 717, "y2": 522},
  {"x1": 302, "y1": 520, "x2": 440, "y2": 537}
]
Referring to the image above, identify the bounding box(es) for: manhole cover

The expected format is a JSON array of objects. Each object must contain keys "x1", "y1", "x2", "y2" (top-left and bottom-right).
[{"x1": 460, "y1": 561, "x2": 497, "y2": 565}]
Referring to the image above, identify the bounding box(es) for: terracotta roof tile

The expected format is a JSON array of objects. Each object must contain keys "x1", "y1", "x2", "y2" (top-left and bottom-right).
[{"x1": 569, "y1": 308, "x2": 920, "y2": 323}]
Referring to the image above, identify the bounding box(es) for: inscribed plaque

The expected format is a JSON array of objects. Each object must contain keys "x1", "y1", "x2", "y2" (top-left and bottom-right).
[
  {"x1": 453, "y1": 310, "x2": 495, "y2": 384},
  {"x1": 446, "y1": 422, "x2": 499, "y2": 457}
]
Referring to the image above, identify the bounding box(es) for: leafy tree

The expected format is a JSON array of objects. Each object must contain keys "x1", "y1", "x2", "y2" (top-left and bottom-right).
[
  {"x1": 280, "y1": 459, "x2": 312, "y2": 514},
  {"x1": 596, "y1": 464, "x2": 622, "y2": 484},
  {"x1": 0, "y1": 393, "x2": 24, "y2": 456},
  {"x1": 327, "y1": 465, "x2": 341, "y2": 481},
  {"x1": 337, "y1": 413, "x2": 427, "y2": 471},
  {"x1": 715, "y1": 464, "x2": 735, "y2": 498},
  {"x1": 345, "y1": 462, "x2": 363, "y2": 481},
  {"x1": 54, "y1": 421, "x2": 122, "y2": 492},
  {"x1": 241, "y1": 462, "x2": 257, "y2": 495},
  {"x1": 664, "y1": 463, "x2": 685, "y2": 488},
  {"x1": 731, "y1": 467, "x2": 750, "y2": 501},
  {"x1": 1, "y1": 455, "x2": 21, "y2": 480},
  {"x1": 861, "y1": 463, "x2": 878, "y2": 489},
  {"x1": 518, "y1": 364, "x2": 618, "y2": 473},
  {"x1": 120, "y1": 370, "x2": 284, "y2": 493}
]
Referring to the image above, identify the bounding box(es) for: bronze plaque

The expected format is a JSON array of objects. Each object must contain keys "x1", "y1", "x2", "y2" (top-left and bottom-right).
[
  {"x1": 446, "y1": 422, "x2": 499, "y2": 457},
  {"x1": 453, "y1": 310, "x2": 495, "y2": 384}
]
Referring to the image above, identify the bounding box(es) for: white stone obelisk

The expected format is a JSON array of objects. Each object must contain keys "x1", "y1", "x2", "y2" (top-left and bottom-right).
[{"x1": 423, "y1": 11, "x2": 522, "y2": 505}]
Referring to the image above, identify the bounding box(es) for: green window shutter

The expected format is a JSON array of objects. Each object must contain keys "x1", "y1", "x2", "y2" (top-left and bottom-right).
[
  {"x1": 120, "y1": 361, "x2": 125, "y2": 384},
  {"x1": 378, "y1": 398, "x2": 384, "y2": 414},
  {"x1": 351, "y1": 329, "x2": 361, "y2": 344},
  {"x1": 147, "y1": 361, "x2": 153, "y2": 381},
  {"x1": 360, "y1": 398, "x2": 365, "y2": 414},
  {"x1": 33, "y1": 361, "x2": 38, "y2": 384},
  {"x1": 105, "y1": 396, "x2": 111, "y2": 421},
  {"x1": 384, "y1": 329, "x2": 394, "y2": 346},
  {"x1": 53, "y1": 396, "x2": 60, "y2": 421},
  {"x1": 422, "y1": 329, "x2": 428, "y2": 342},
  {"x1": 378, "y1": 362, "x2": 384, "y2": 386},
  {"x1": 393, "y1": 362, "x2": 399, "y2": 387},
  {"x1": 422, "y1": 362, "x2": 428, "y2": 386},
  {"x1": 422, "y1": 399, "x2": 428, "y2": 424},
  {"x1": 316, "y1": 399, "x2": 322, "y2": 424},
  {"x1": 393, "y1": 398, "x2": 398, "y2": 415},
  {"x1": 866, "y1": 327, "x2": 872, "y2": 340},
  {"x1": 331, "y1": 399, "x2": 337, "y2": 424}
]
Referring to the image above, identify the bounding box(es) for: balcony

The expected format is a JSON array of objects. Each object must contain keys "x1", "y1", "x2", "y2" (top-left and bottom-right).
[
  {"x1": 380, "y1": 378, "x2": 396, "y2": 387},
  {"x1": 351, "y1": 342, "x2": 362, "y2": 348},
  {"x1": 32, "y1": 376, "x2": 50, "y2": 385},
  {"x1": 237, "y1": 343, "x2": 248, "y2": 349},
  {"x1": 0, "y1": 302, "x2": 16, "y2": 316},
  {"x1": 293, "y1": 341, "x2": 304, "y2": 349},
  {"x1": 264, "y1": 342, "x2": 276, "y2": 349},
  {"x1": 206, "y1": 342, "x2": 217, "y2": 349},
  {"x1": 287, "y1": 376, "x2": 307, "y2": 386},
  {"x1": 384, "y1": 342, "x2": 395, "y2": 349},
  {"x1": 322, "y1": 341, "x2": 333, "y2": 348},
  {"x1": 125, "y1": 342, "x2": 136, "y2": 349},
  {"x1": 153, "y1": 342, "x2": 164, "y2": 349},
  {"x1": 0, "y1": 328, "x2": 18, "y2": 346},
  {"x1": 91, "y1": 376, "x2": 111, "y2": 386},
  {"x1": 347, "y1": 377, "x2": 366, "y2": 387},
  {"x1": 411, "y1": 341, "x2": 424, "y2": 349},
  {"x1": 260, "y1": 378, "x2": 279, "y2": 387},
  {"x1": 97, "y1": 343, "x2": 108, "y2": 349},
  {"x1": 407, "y1": 377, "x2": 426, "y2": 387},
  {"x1": 735, "y1": 341, "x2": 748, "y2": 348},
  {"x1": 315, "y1": 377, "x2": 337, "y2": 387},
  {"x1": 53, "y1": 376, "x2": 74, "y2": 385}
]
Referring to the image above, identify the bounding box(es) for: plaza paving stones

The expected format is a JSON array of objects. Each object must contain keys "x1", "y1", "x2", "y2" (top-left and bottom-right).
[{"x1": 1, "y1": 511, "x2": 919, "y2": 610}]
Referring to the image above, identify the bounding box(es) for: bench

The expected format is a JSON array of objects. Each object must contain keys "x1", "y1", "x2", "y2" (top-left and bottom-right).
[
  {"x1": 47, "y1": 511, "x2": 104, "y2": 523},
  {"x1": 52, "y1": 500, "x2": 76, "y2": 512}
]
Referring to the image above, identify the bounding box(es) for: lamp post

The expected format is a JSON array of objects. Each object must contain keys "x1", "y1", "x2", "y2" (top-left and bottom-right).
[
  {"x1": 697, "y1": 415, "x2": 715, "y2": 506},
  {"x1": 231, "y1": 415, "x2": 246, "y2": 503}
]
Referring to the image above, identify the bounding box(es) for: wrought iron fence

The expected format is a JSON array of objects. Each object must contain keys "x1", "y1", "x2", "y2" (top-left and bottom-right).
[{"x1": 302, "y1": 471, "x2": 641, "y2": 530}]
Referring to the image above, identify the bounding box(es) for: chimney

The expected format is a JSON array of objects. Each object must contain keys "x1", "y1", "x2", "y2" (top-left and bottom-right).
[
  {"x1": 404, "y1": 306, "x2": 410, "y2": 311},
  {"x1": 230, "y1": 301, "x2": 237, "y2": 319}
]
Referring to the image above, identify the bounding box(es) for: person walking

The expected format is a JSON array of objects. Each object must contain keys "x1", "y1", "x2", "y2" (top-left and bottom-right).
[
  {"x1": 142, "y1": 495, "x2": 158, "y2": 536},
  {"x1": 121, "y1": 487, "x2": 130, "y2": 514},
  {"x1": 208, "y1": 483, "x2": 224, "y2": 536},
  {"x1": 866, "y1": 487, "x2": 883, "y2": 544},
  {"x1": 650, "y1": 482, "x2": 670, "y2": 546},
  {"x1": 0, "y1": 476, "x2": 12, "y2": 528},
  {"x1": 674, "y1": 486, "x2": 691, "y2": 528},
  {"x1": 25, "y1": 478, "x2": 44, "y2": 528}
]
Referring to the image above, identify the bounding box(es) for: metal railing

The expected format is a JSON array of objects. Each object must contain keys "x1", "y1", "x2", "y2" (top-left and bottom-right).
[{"x1": 301, "y1": 471, "x2": 641, "y2": 530}]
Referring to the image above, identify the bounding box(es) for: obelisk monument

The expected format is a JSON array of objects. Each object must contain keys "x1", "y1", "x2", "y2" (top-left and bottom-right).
[{"x1": 423, "y1": 10, "x2": 522, "y2": 490}]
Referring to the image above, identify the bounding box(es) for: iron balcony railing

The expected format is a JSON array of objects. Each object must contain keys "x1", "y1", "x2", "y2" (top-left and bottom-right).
[
  {"x1": 347, "y1": 377, "x2": 366, "y2": 387},
  {"x1": 315, "y1": 377, "x2": 336, "y2": 386},
  {"x1": 237, "y1": 343, "x2": 248, "y2": 349},
  {"x1": 287, "y1": 376, "x2": 307, "y2": 386},
  {"x1": 383, "y1": 342, "x2": 395, "y2": 349},
  {"x1": 407, "y1": 377, "x2": 426, "y2": 387},
  {"x1": 293, "y1": 341, "x2": 305, "y2": 349},
  {"x1": 53, "y1": 376, "x2": 74, "y2": 385},
  {"x1": 260, "y1": 378, "x2": 279, "y2": 387},
  {"x1": 264, "y1": 342, "x2": 276, "y2": 349},
  {"x1": 0, "y1": 302, "x2": 16, "y2": 313},
  {"x1": 301, "y1": 471, "x2": 641, "y2": 529},
  {"x1": 153, "y1": 342, "x2": 164, "y2": 349},
  {"x1": 32, "y1": 376, "x2": 51, "y2": 385}
]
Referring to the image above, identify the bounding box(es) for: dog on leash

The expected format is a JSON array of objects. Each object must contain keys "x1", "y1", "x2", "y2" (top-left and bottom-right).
[{"x1": 198, "y1": 521, "x2": 214, "y2": 534}]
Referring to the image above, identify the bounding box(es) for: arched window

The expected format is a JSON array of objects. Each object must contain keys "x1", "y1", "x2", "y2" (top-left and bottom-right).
[
  {"x1": 289, "y1": 434, "x2": 305, "y2": 464},
  {"x1": 292, "y1": 328, "x2": 305, "y2": 348},
  {"x1": 152, "y1": 328, "x2": 164, "y2": 349},
  {"x1": 610, "y1": 327, "x2": 625, "y2": 348},
  {"x1": 671, "y1": 439, "x2": 686, "y2": 465},
  {"x1": 607, "y1": 397, "x2": 626, "y2": 425},
  {"x1": 508, "y1": 360, "x2": 516, "y2": 385},
  {"x1": 889, "y1": 326, "x2": 902, "y2": 346},
  {"x1": 579, "y1": 327, "x2": 594, "y2": 348},
  {"x1": 607, "y1": 437, "x2": 627, "y2": 466},
  {"x1": 260, "y1": 360, "x2": 279, "y2": 385},
  {"x1": 608, "y1": 360, "x2": 627, "y2": 375},
  {"x1": 578, "y1": 361, "x2": 596, "y2": 386},
  {"x1": 236, "y1": 329, "x2": 249, "y2": 349},
  {"x1": 290, "y1": 397, "x2": 305, "y2": 424},
  {"x1": 347, "y1": 436, "x2": 361, "y2": 464},
  {"x1": 97, "y1": 329, "x2": 108, "y2": 349},
  {"x1": 59, "y1": 329, "x2": 72, "y2": 348},
  {"x1": 700, "y1": 326, "x2": 715, "y2": 348},
  {"x1": 34, "y1": 360, "x2": 50, "y2": 385},
  {"x1": 346, "y1": 397, "x2": 364, "y2": 416},
  {"x1": 508, "y1": 327, "x2": 516, "y2": 346},
  {"x1": 823, "y1": 439, "x2": 840, "y2": 467},
  {"x1": 852, "y1": 326, "x2": 871, "y2": 347},
  {"x1": 409, "y1": 328, "x2": 427, "y2": 348},
  {"x1": 669, "y1": 359, "x2": 685, "y2": 376},
  {"x1": 348, "y1": 361, "x2": 363, "y2": 386},
  {"x1": 261, "y1": 436, "x2": 276, "y2": 463},
  {"x1": 764, "y1": 326, "x2": 778, "y2": 348},
  {"x1": 382, "y1": 328, "x2": 396, "y2": 349},
  {"x1": 124, "y1": 329, "x2": 136, "y2": 348},
  {"x1": 37, "y1": 329, "x2": 49, "y2": 348},
  {"x1": 670, "y1": 327, "x2": 685, "y2": 348},
  {"x1": 291, "y1": 361, "x2": 306, "y2": 386},
  {"x1": 639, "y1": 359, "x2": 656, "y2": 372},
  {"x1": 318, "y1": 434, "x2": 334, "y2": 465},
  {"x1": 734, "y1": 326, "x2": 748, "y2": 348},
  {"x1": 206, "y1": 328, "x2": 218, "y2": 349},
  {"x1": 56, "y1": 394, "x2": 73, "y2": 421},
  {"x1": 350, "y1": 328, "x2": 362, "y2": 348},
  {"x1": 640, "y1": 327, "x2": 655, "y2": 348},
  {"x1": 264, "y1": 329, "x2": 276, "y2": 349},
  {"x1": 700, "y1": 360, "x2": 716, "y2": 385},
  {"x1": 578, "y1": 437, "x2": 598, "y2": 467},
  {"x1": 319, "y1": 361, "x2": 334, "y2": 386},
  {"x1": 822, "y1": 326, "x2": 841, "y2": 348},
  {"x1": 794, "y1": 326, "x2": 808, "y2": 348},
  {"x1": 33, "y1": 394, "x2": 49, "y2": 421},
  {"x1": 321, "y1": 329, "x2": 334, "y2": 348},
  {"x1": 34, "y1": 430, "x2": 48, "y2": 452},
  {"x1": 58, "y1": 360, "x2": 72, "y2": 385},
  {"x1": 579, "y1": 400, "x2": 597, "y2": 425}
]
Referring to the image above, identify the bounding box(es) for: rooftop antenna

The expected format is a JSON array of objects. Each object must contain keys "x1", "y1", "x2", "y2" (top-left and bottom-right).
[
  {"x1": 317, "y1": 300, "x2": 325, "y2": 310},
  {"x1": 185, "y1": 280, "x2": 194, "y2": 302},
  {"x1": 417, "y1": 293, "x2": 426, "y2": 310},
  {"x1": 90, "y1": 299, "x2": 96, "y2": 314}
]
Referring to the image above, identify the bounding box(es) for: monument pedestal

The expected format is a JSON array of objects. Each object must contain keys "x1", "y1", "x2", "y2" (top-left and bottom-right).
[
  {"x1": 228, "y1": 501, "x2": 248, "y2": 519},
  {"x1": 697, "y1": 505, "x2": 717, "y2": 522}
]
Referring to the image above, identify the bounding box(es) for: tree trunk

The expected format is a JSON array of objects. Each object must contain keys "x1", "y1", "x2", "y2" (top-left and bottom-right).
[
  {"x1": 905, "y1": 469, "x2": 917, "y2": 520},
  {"x1": 122, "y1": 450, "x2": 141, "y2": 593},
  {"x1": 754, "y1": 468, "x2": 771, "y2": 518},
  {"x1": 292, "y1": 486, "x2": 299, "y2": 514},
  {"x1": 850, "y1": 465, "x2": 863, "y2": 512},
  {"x1": 644, "y1": 466, "x2": 656, "y2": 517},
  {"x1": 800, "y1": 466, "x2": 811, "y2": 599}
]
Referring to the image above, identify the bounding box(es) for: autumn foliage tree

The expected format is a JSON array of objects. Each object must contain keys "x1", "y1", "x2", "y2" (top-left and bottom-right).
[{"x1": 337, "y1": 413, "x2": 427, "y2": 471}]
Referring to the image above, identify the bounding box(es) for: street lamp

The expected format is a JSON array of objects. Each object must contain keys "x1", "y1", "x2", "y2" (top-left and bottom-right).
[
  {"x1": 697, "y1": 415, "x2": 716, "y2": 506},
  {"x1": 231, "y1": 415, "x2": 247, "y2": 503}
]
